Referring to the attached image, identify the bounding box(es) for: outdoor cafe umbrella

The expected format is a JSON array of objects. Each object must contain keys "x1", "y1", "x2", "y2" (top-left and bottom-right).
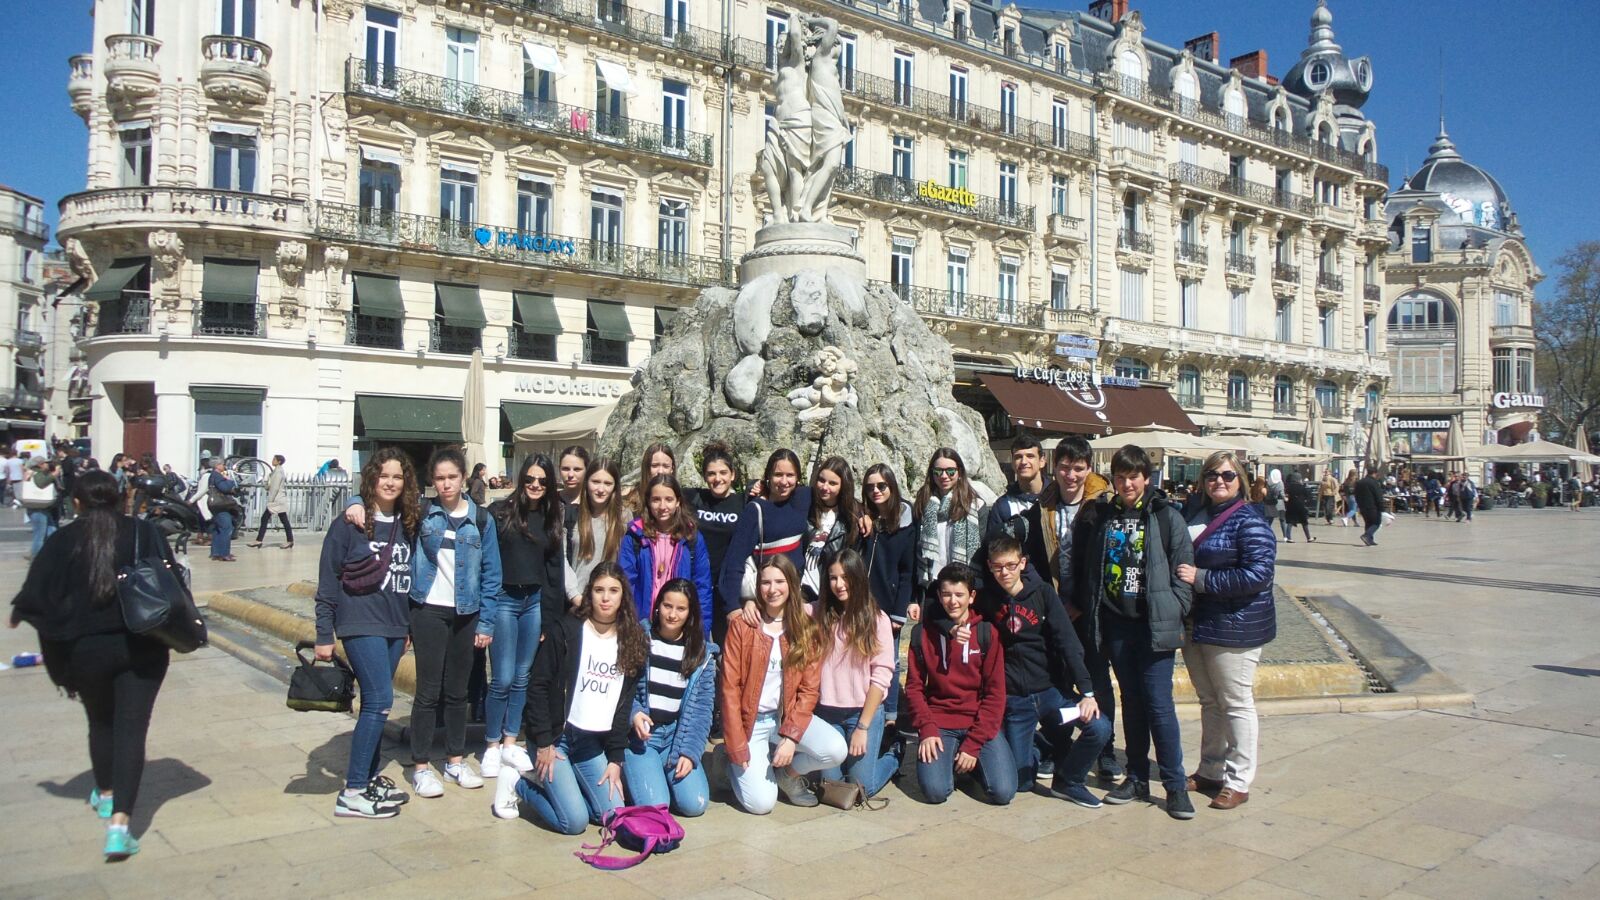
[
  {"x1": 1086, "y1": 423, "x2": 1240, "y2": 457},
  {"x1": 1446, "y1": 416, "x2": 1465, "y2": 460},
  {"x1": 461, "y1": 349, "x2": 487, "y2": 477},
  {"x1": 1573, "y1": 423, "x2": 1594, "y2": 481},
  {"x1": 1211, "y1": 428, "x2": 1332, "y2": 464},
  {"x1": 1367, "y1": 409, "x2": 1392, "y2": 471},
  {"x1": 1304, "y1": 396, "x2": 1325, "y2": 455},
  {"x1": 1485, "y1": 438, "x2": 1600, "y2": 465}
]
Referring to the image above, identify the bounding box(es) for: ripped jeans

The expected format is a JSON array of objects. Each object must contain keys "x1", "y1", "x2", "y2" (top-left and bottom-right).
[{"x1": 341, "y1": 635, "x2": 407, "y2": 790}]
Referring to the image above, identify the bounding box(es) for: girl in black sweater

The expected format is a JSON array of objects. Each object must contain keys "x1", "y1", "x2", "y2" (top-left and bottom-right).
[
  {"x1": 688, "y1": 442, "x2": 744, "y2": 644},
  {"x1": 860, "y1": 463, "x2": 917, "y2": 730}
]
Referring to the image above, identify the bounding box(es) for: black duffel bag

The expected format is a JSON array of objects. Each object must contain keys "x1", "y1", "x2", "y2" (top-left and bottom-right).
[{"x1": 286, "y1": 641, "x2": 356, "y2": 713}]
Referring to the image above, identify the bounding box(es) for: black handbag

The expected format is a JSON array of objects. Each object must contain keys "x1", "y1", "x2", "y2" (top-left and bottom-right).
[
  {"x1": 286, "y1": 641, "x2": 357, "y2": 712},
  {"x1": 116, "y1": 522, "x2": 208, "y2": 653}
]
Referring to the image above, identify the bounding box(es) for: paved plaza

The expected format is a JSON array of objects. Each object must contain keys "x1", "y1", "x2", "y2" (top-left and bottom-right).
[{"x1": 1, "y1": 508, "x2": 1598, "y2": 899}]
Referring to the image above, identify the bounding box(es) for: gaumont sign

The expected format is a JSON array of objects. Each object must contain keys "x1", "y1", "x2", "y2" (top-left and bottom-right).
[
  {"x1": 917, "y1": 181, "x2": 978, "y2": 208},
  {"x1": 512, "y1": 374, "x2": 626, "y2": 398},
  {"x1": 1388, "y1": 417, "x2": 1452, "y2": 430},
  {"x1": 1491, "y1": 392, "x2": 1545, "y2": 410}
]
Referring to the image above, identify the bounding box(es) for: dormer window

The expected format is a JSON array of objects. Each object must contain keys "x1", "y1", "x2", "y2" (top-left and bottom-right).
[{"x1": 1308, "y1": 60, "x2": 1330, "y2": 87}]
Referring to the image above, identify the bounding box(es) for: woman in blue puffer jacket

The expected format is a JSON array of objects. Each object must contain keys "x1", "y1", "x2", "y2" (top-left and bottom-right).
[{"x1": 1176, "y1": 450, "x2": 1276, "y2": 813}]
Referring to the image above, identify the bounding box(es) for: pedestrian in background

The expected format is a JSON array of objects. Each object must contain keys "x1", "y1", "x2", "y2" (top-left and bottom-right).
[
  {"x1": 23, "y1": 457, "x2": 60, "y2": 557},
  {"x1": 205, "y1": 458, "x2": 241, "y2": 562},
  {"x1": 1355, "y1": 469, "x2": 1384, "y2": 547},
  {"x1": 1263, "y1": 469, "x2": 1285, "y2": 539},
  {"x1": 249, "y1": 454, "x2": 294, "y2": 549},
  {"x1": 1283, "y1": 473, "x2": 1314, "y2": 543},
  {"x1": 1318, "y1": 470, "x2": 1338, "y2": 524}
]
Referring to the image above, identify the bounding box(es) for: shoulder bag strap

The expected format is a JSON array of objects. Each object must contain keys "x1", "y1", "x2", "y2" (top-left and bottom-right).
[{"x1": 1193, "y1": 501, "x2": 1248, "y2": 548}]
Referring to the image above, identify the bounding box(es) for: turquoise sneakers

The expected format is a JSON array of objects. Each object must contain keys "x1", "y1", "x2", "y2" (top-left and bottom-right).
[
  {"x1": 103, "y1": 828, "x2": 140, "y2": 861},
  {"x1": 88, "y1": 789, "x2": 112, "y2": 819}
]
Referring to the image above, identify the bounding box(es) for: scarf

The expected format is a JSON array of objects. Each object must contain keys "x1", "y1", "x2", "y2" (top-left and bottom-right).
[{"x1": 917, "y1": 492, "x2": 981, "y2": 584}]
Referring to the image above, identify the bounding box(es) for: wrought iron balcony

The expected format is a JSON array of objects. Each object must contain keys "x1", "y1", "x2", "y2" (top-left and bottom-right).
[
  {"x1": 13, "y1": 330, "x2": 44, "y2": 353},
  {"x1": 832, "y1": 166, "x2": 1034, "y2": 230},
  {"x1": 1362, "y1": 159, "x2": 1389, "y2": 184},
  {"x1": 1118, "y1": 229, "x2": 1152, "y2": 253},
  {"x1": 193, "y1": 300, "x2": 267, "y2": 337},
  {"x1": 836, "y1": 69, "x2": 1093, "y2": 158},
  {"x1": 1363, "y1": 283, "x2": 1380, "y2": 302},
  {"x1": 313, "y1": 202, "x2": 733, "y2": 288},
  {"x1": 93, "y1": 295, "x2": 152, "y2": 337},
  {"x1": 1318, "y1": 399, "x2": 1345, "y2": 418},
  {"x1": 869, "y1": 279, "x2": 1046, "y2": 329},
  {"x1": 583, "y1": 332, "x2": 629, "y2": 367},
  {"x1": 483, "y1": 0, "x2": 730, "y2": 66},
  {"x1": 1175, "y1": 241, "x2": 1207, "y2": 265},
  {"x1": 2, "y1": 210, "x2": 48, "y2": 242},
  {"x1": 1226, "y1": 252, "x2": 1255, "y2": 274},
  {"x1": 1317, "y1": 271, "x2": 1344, "y2": 292},
  {"x1": 346, "y1": 311, "x2": 403, "y2": 350},
  {"x1": 429, "y1": 320, "x2": 482, "y2": 355},
  {"x1": 1170, "y1": 162, "x2": 1313, "y2": 216},
  {"x1": 346, "y1": 59, "x2": 713, "y2": 166},
  {"x1": 1274, "y1": 401, "x2": 1298, "y2": 416},
  {"x1": 510, "y1": 329, "x2": 558, "y2": 362},
  {"x1": 1227, "y1": 397, "x2": 1252, "y2": 413},
  {"x1": 819, "y1": 0, "x2": 1093, "y2": 85},
  {"x1": 1273, "y1": 262, "x2": 1300, "y2": 283},
  {"x1": 1177, "y1": 392, "x2": 1203, "y2": 410}
]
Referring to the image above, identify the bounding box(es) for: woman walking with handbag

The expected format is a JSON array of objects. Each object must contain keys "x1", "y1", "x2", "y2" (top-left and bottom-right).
[
  {"x1": 9, "y1": 470, "x2": 177, "y2": 860},
  {"x1": 249, "y1": 455, "x2": 294, "y2": 549},
  {"x1": 313, "y1": 449, "x2": 420, "y2": 819}
]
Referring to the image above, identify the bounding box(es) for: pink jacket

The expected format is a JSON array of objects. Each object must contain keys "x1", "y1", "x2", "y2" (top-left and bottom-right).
[{"x1": 815, "y1": 609, "x2": 895, "y2": 709}]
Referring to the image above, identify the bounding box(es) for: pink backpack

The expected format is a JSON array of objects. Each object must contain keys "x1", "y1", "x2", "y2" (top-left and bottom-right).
[{"x1": 574, "y1": 805, "x2": 684, "y2": 870}]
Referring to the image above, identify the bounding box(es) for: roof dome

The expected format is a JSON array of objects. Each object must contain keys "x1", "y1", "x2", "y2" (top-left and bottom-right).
[
  {"x1": 1405, "y1": 128, "x2": 1514, "y2": 231},
  {"x1": 1282, "y1": 1, "x2": 1372, "y2": 111}
]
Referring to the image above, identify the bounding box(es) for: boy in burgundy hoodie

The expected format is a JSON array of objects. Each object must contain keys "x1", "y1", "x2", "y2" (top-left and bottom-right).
[{"x1": 906, "y1": 564, "x2": 1014, "y2": 805}]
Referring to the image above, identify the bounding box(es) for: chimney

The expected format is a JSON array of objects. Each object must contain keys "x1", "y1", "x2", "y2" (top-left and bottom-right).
[
  {"x1": 1089, "y1": 0, "x2": 1130, "y2": 23},
  {"x1": 1184, "y1": 32, "x2": 1220, "y2": 64},
  {"x1": 1230, "y1": 49, "x2": 1269, "y2": 81}
]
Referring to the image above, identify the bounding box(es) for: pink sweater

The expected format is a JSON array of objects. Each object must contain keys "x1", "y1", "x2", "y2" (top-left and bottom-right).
[{"x1": 816, "y1": 609, "x2": 895, "y2": 709}]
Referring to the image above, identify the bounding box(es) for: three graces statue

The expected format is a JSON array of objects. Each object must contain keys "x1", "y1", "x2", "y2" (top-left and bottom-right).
[{"x1": 757, "y1": 13, "x2": 853, "y2": 226}]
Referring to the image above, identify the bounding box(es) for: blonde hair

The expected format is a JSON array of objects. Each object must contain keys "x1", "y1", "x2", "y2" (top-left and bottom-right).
[{"x1": 1197, "y1": 450, "x2": 1251, "y2": 502}]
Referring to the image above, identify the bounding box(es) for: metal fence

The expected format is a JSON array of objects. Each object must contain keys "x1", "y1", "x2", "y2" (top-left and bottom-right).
[{"x1": 234, "y1": 473, "x2": 353, "y2": 535}]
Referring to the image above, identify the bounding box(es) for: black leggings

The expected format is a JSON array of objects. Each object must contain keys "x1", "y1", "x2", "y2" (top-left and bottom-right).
[
  {"x1": 70, "y1": 633, "x2": 170, "y2": 817},
  {"x1": 408, "y1": 604, "x2": 477, "y2": 764},
  {"x1": 255, "y1": 511, "x2": 294, "y2": 544}
]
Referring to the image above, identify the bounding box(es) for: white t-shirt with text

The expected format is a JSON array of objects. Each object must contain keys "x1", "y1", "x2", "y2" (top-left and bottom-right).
[{"x1": 567, "y1": 622, "x2": 624, "y2": 732}]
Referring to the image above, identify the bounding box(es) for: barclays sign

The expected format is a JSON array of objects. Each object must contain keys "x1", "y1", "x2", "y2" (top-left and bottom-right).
[{"x1": 473, "y1": 227, "x2": 577, "y2": 256}]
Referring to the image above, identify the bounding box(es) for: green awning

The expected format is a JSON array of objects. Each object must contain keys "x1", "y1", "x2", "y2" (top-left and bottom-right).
[
  {"x1": 202, "y1": 258, "x2": 259, "y2": 303},
  {"x1": 189, "y1": 386, "x2": 266, "y2": 404},
  {"x1": 513, "y1": 292, "x2": 562, "y2": 335},
  {"x1": 84, "y1": 258, "x2": 148, "y2": 302},
  {"x1": 436, "y1": 283, "x2": 486, "y2": 328},
  {"x1": 588, "y1": 300, "x2": 633, "y2": 342},
  {"x1": 502, "y1": 401, "x2": 586, "y2": 433},
  {"x1": 655, "y1": 307, "x2": 678, "y2": 334},
  {"x1": 355, "y1": 395, "x2": 464, "y2": 442},
  {"x1": 353, "y1": 273, "x2": 404, "y2": 317}
]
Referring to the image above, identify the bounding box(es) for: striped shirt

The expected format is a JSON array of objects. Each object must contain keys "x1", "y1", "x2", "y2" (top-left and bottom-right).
[{"x1": 646, "y1": 635, "x2": 690, "y2": 725}]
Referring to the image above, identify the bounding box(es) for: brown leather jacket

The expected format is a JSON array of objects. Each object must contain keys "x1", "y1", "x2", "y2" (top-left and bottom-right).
[
  {"x1": 1039, "y1": 472, "x2": 1111, "y2": 596},
  {"x1": 719, "y1": 616, "x2": 821, "y2": 767}
]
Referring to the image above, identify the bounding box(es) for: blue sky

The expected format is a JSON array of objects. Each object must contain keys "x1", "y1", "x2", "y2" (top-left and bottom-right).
[{"x1": 2, "y1": 0, "x2": 1594, "y2": 299}]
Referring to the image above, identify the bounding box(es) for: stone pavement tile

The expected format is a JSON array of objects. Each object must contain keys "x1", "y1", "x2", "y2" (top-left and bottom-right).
[
  {"x1": 1324, "y1": 765, "x2": 1456, "y2": 804},
  {"x1": 1274, "y1": 785, "x2": 1409, "y2": 828},
  {"x1": 1403, "y1": 854, "x2": 1569, "y2": 900},
  {"x1": 1118, "y1": 836, "x2": 1279, "y2": 894},
  {"x1": 523, "y1": 872, "x2": 669, "y2": 899},
  {"x1": 1332, "y1": 818, "x2": 1478, "y2": 870},
  {"x1": 1516, "y1": 799, "x2": 1600, "y2": 843},
  {"x1": 91, "y1": 837, "x2": 290, "y2": 899},
  {"x1": 1430, "y1": 720, "x2": 1555, "y2": 757},
  {"x1": 1384, "y1": 747, "x2": 1503, "y2": 779},
  {"x1": 612, "y1": 837, "x2": 787, "y2": 897},
  {"x1": 264, "y1": 813, "x2": 440, "y2": 863},
  {"x1": 0, "y1": 873, "x2": 113, "y2": 900},
  {"x1": 1469, "y1": 824, "x2": 1600, "y2": 882},
  {"x1": 1256, "y1": 846, "x2": 1423, "y2": 898},
  {"x1": 1206, "y1": 810, "x2": 1349, "y2": 861},
  {"x1": 1442, "y1": 769, "x2": 1572, "y2": 811},
  {"x1": 861, "y1": 820, "x2": 1017, "y2": 872},
  {"x1": 893, "y1": 857, "x2": 1057, "y2": 899},
  {"x1": 1529, "y1": 732, "x2": 1600, "y2": 768},
  {"x1": 1555, "y1": 860, "x2": 1600, "y2": 899},
  {"x1": 0, "y1": 831, "x2": 176, "y2": 888},
  {"x1": 154, "y1": 804, "x2": 332, "y2": 853},
  {"x1": 979, "y1": 828, "x2": 1149, "y2": 882},
  {"x1": 1038, "y1": 868, "x2": 1201, "y2": 900},
  {"x1": 1391, "y1": 791, "x2": 1526, "y2": 837},
  {"x1": 328, "y1": 864, "x2": 530, "y2": 899},
  {"x1": 737, "y1": 847, "x2": 921, "y2": 898},
  {"x1": 373, "y1": 819, "x2": 585, "y2": 887},
  {"x1": 1213, "y1": 878, "x2": 1314, "y2": 899},
  {"x1": 733, "y1": 808, "x2": 904, "y2": 864},
  {"x1": 208, "y1": 849, "x2": 407, "y2": 899},
  {"x1": 963, "y1": 789, "x2": 1105, "y2": 840}
]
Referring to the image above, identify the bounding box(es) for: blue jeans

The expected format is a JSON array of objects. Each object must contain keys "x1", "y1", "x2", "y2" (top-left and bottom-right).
[
  {"x1": 884, "y1": 625, "x2": 910, "y2": 729},
  {"x1": 28, "y1": 509, "x2": 57, "y2": 556},
  {"x1": 341, "y1": 635, "x2": 406, "y2": 790},
  {"x1": 917, "y1": 726, "x2": 1017, "y2": 805},
  {"x1": 515, "y1": 727, "x2": 623, "y2": 835},
  {"x1": 484, "y1": 585, "x2": 541, "y2": 744},
  {"x1": 210, "y1": 511, "x2": 234, "y2": 558},
  {"x1": 1001, "y1": 686, "x2": 1113, "y2": 792},
  {"x1": 623, "y1": 718, "x2": 709, "y2": 817},
  {"x1": 1076, "y1": 617, "x2": 1119, "y2": 768},
  {"x1": 1361, "y1": 515, "x2": 1381, "y2": 545},
  {"x1": 1102, "y1": 613, "x2": 1185, "y2": 792},
  {"x1": 815, "y1": 704, "x2": 900, "y2": 799}
]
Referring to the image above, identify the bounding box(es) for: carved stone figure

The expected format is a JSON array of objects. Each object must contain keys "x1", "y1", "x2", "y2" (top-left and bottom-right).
[
  {"x1": 147, "y1": 230, "x2": 186, "y2": 309},
  {"x1": 787, "y1": 345, "x2": 859, "y2": 435},
  {"x1": 322, "y1": 245, "x2": 349, "y2": 311},
  {"x1": 66, "y1": 238, "x2": 96, "y2": 285},
  {"x1": 756, "y1": 14, "x2": 853, "y2": 226},
  {"x1": 276, "y1": 240, "x2": 307, "y2": 299}
]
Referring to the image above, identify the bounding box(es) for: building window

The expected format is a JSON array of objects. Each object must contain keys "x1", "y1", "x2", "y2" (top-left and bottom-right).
[
  {"x1": 842, "y1": 130, "x2": 855, "y2": 169},
  {"x1": 946, "y1": 248, "x2": 968, "y2": 315},
  {"x1": 1411, "y1": 224, "x2": 1432, "y2": 263},
  {"x1": 1177, "y1": 365, "x2": 1201, "y2": 408},
  {"x1": 1516, "y1": 349, "x2": 1534, "y2": 393},
  {"x1": 1051, "y1": 100, "x2": 1069, "y2": 147},
  {"x1": 663, "y1": 0, "x2": 688, "y2": 39},
  {"x1": 210, "y1": 129, "x2": 257, "y2": 197},
  {"x1": 1050, "y1": 174, "x2": 1069, "y2": 216},
  {"x1": 444, "y1": 27, "x2": 478, "y2": 95},
  {"x1": 1179, "y1": 208, "x2": 1197, "y2": 245},
  {"x1": 953, "y1": 8, "x2": 968, "y2": 41},
  {"x1": 662, "y1": 80, "x2": 688, "y2": 150},
  {"x1": 1049, "y1": 268, "x2": 1070, "y2": 311},
  {"x1": 1228, "y1": 154, "x2": 1246, "y2": 182},
  {"x1": 892, "y1": 135, "x2": 913, "y2": 180},
  {"x1": 596, "y1": 64, "x2": 626, "y2": 128},
  {"x1": 1113, "y1": 118, "x2": 1151, "y2": 152},
  {"x1": 516, "y1": 177, "x2": 552, "y2": 234},
  {"x1": 764, "y1": 12, "x2": 788, "y2": 70},
  {"x1": 947, "y1": 149, "x2": 968, "y2": 189},
  {"x1": 585, "y1": 301, "x2": 630, "y2": 366},
  {"x1": 1117, "y1": 48, "x2": 1143, "y2": 80},
  {"x1": 890, "y1": 240, "x2": 914, "y2": 296},
  {"x1": 439, "y1": 164, "x2": 477, "y2": 225},
  {"x1": 1493, "y1": 349, "x2": 1513, "y2": 394},
  {"x1": 998, "y1": 162, "x2": 1017, "y2": 212},
  {"x1": 999, "y1": 82, "x2": 1017, "y2": 133},
  {"x1": 512, "y1": 292, "x2": 559, "y2": 361},
  {"x1": 1275, "y1": 230, "x2": 1292, "y2": 265},
  {"x1": 219, "y1": 0, "x2": 255, "y2": 38},
  {"x1": 836, "y1": 33, "x2": 856, "y2": 90},
  {"x1": 590, "y1": 189, "x2": 624, "y2": 257},
  {"x1": 360, "y1": 156, "x2": 401, "y2": 218},
  {"x1": 1274, "y1": 376, "x2": 1294, "y2": 414},
  {"x1": 997, "y1": 258, "x2": 1019, "y2": 323},
  {"x1": 1364, "y1": 314, "x2": 1376, "y2": 354},
  {"x1": 1229, "y1": 220, "x2": 1246, "y2": 256},
  {"x1": 1121, "y1": 191, "x2": 1139, "y2": 238},
  {"x1": 1113, "y1": 357, "x2": 1149, "y2": 380},
  {"x1": 1119, "y1": 268, "x2": 1144, "y2": 321},
  {"x1": 893, "y1": 50, "x2": 914, "y2": 105},
  {"x1": 657, "y1": 199, "x2": 688, "y2": 259},
  {"x1": 364, "y1": 5, "x2": 398, "y2": 86},
  {"x1": 1389, "y1": 293, "x2": 1456, "y2": 330},
  {"x1": 523, "y1": 54, "x2": 554, "y2": 109},
  {"x1": 1494, "y1": 291, "x2": 1517, "y2": 327},
  {"x1": 1276, "y1": 299, "x2": 1293, "y2": 343},
  {"x1": 1315, "y1": 380, "x2": 1339, "y2": 415},
  {"x1": 1229, "y1": 290, "x2": 1246, "y2": 336},
  {"x1": 1319, "y1": 306, "x2": 1336, "y2": 348},
  {"x1": 1180, "y1": 280, "x2": 1198, "y2": 328},
  {"x1": 130, "y1": 0, "x2": 156, "y2": 35},
  {"x1": 120, "y1": 127, "x2": 152, "y2": 187},
  {"x1": 1228, "y1": 371, "x2": 1250, "y2": 411},
  {"x1": 948, "y1": 67, "x2": 968, "y2": 119}
]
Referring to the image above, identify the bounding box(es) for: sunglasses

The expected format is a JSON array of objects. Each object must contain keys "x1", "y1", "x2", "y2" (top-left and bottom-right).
[
  {"x1": 524, "y1": 476, "x2": 549, "y2": 486},
  {"x1": 1203, "y1": 470, "x2": 1240, "y2": 483},
  {"x1": 931, "y1": 467, "x2": 959, "y2": 477},
  {"x1": 865, "y1": 482, "x2": 890, "y2": 493}
]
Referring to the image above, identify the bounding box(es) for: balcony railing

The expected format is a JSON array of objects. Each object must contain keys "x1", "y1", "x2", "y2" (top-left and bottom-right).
[
  {"x1": 1318, "y1": 400, "x2": 1345, "y2": 418},
  {"x1": 429, "y1": 320, "x2": 482, "y2": 355},
  {"x1": 1273, "y1": 262, "x2": 1299, "y2": 283},
  {"x1": 106, "y1": 33, "x2": 161, "y2": 63},
  {"x1": 346, "y1": 311, "x2": 404, "y2": 350},
  {"x1": 346, "y1": 59, "x2": 713, "y2": 166},
  {"x1": 1227, "y1": 397, "x2": 1252, "y2": 412},
  {"x1": 1170, "y1": 162, "x2": 1313, "y2": 216},
  {"x1": 313, "y1": 202, "x2": 733, "y2": 287},
  {"x1": 510, "y1": 329, "x2": 558, "y2": 362},
  {"x1": 832, "y1": 166, "x2": 1034, "y2": 230},
  {"x1": 57, "y1": 187, "x2": 304, "y2": 235},
  {"x1": 2, "y1": 211, "x2": 48, "y2": 242},
  {"x1": 583, "y1": 333, "x2": 629, "y2": 367},
  {"x1": 483, "y1": 0, "x2": 730, "y2": 66},
  {"x1": 1177, "y1": 392, "x2": 1203, "y2": 410},
  {"x1": 69, "y1": 54, "x2": 94, "y2": 82},
  {"x1": 93, "y1": 294, "x2": 152, "y2": 336},
  {"x1": 1118, "y1": 229, "x2": 1153, "y2": 254},
  {"x1": 202, "y1": 34, "x2": 270, "y2": 66},
  {"x1": 1174, "y1": 241, "x2": 1207, "y2": 265},
  {"x1": 1363, "y1": 283, "x2": 1380, "y2": 302},
  {"x1": 4, "y1": 387, "x2": 43, "y2": 411},
  {"x1": 834, "y1": 70, "x2": 1093, "y2": 159},
  {"x1": 193, "y1": 300, "x2": 266, "y2": 337},
  {"x1": 870, "y1": 280, "x2": 1046, "y2": 328},
  {"x1": 14, "y1": 330, "x2": 43, "y2": 351},
  {"x1": 1317, "y1": 271, "x2": 1344, "y2": 292},
  {"x1": 1226, "y1": 252, "x2": 1255, "y2": 274}
]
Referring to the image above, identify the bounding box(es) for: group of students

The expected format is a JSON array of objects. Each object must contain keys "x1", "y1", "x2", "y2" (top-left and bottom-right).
[{"x1": 309, "y1": 432, "x2": 1280, "y2": 833}]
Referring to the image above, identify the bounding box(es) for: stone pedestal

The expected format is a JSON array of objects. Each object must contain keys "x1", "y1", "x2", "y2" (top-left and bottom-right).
[{"x1": 739, "y1": 222, "x2": 866, "y2": 283}]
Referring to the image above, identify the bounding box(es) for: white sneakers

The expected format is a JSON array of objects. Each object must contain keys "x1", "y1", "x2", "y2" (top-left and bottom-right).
[
  {"x1": 443, "y1": 761, "x2": 484, "y2": 789},
  {"x1": 413, "y1": 768, "x2": 445, "y2": 799},
  {"x1": 480, "y1": 744, "x2": 502, "y2": 778},
  {"x1": 499, "y1": 744, "x2": 534, "y2": 773},
  {"x1": 492, "y1": 768, "x2": 522, "y2": 819}
]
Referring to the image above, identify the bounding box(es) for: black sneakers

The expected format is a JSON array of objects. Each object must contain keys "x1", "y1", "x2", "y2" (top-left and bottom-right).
[
  {"x1": 1166, "y1": 789, "x2": 1196, "y2": 820},
  {"x1": 1102, "y1": 778, "x2": 1149, "y2": 805}
]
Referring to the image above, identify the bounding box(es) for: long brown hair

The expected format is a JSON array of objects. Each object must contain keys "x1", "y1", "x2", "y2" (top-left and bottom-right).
[
  {"x1": 913, "y1": 447, "x2": 978, "y2": 523},
  {"x1": 577, "y1": 456, "x2": 625, "y2": 563},
  {"x1": 640, "y1": 474, "x2": 698, "y2": 541},
  {"x1": 576, "y1": 561, "x2": 650, "y2": 676},
  {"x1": 499, "y1": 453, "x2": 561, "y2": 546},
  {"x1": 810, "y1": 456, "x2": 860, "y2": 543},
  {"x1": 758, "y1": 554, "x2": 826, "y2": 671},
  {"x1": 359, "y1": 448, "x2": 421, "y2": 539},
  {"x1": 861, "y1": 463, "x2": 906, "y2": 533},
  {"x1": 638, "y1": 441, "x2": 676, "y2": 491},
  {"x1": 652, "y1": 577, "x2": 707, "y2": 678},
  {"x1": 819, "y1": 549, "x2": 879, "y2": 661}
]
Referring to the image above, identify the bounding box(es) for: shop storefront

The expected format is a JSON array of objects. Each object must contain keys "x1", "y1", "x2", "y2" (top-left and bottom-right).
[{"x1": 973, "y1": 366, "x2": 1196, "y2": 436}]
